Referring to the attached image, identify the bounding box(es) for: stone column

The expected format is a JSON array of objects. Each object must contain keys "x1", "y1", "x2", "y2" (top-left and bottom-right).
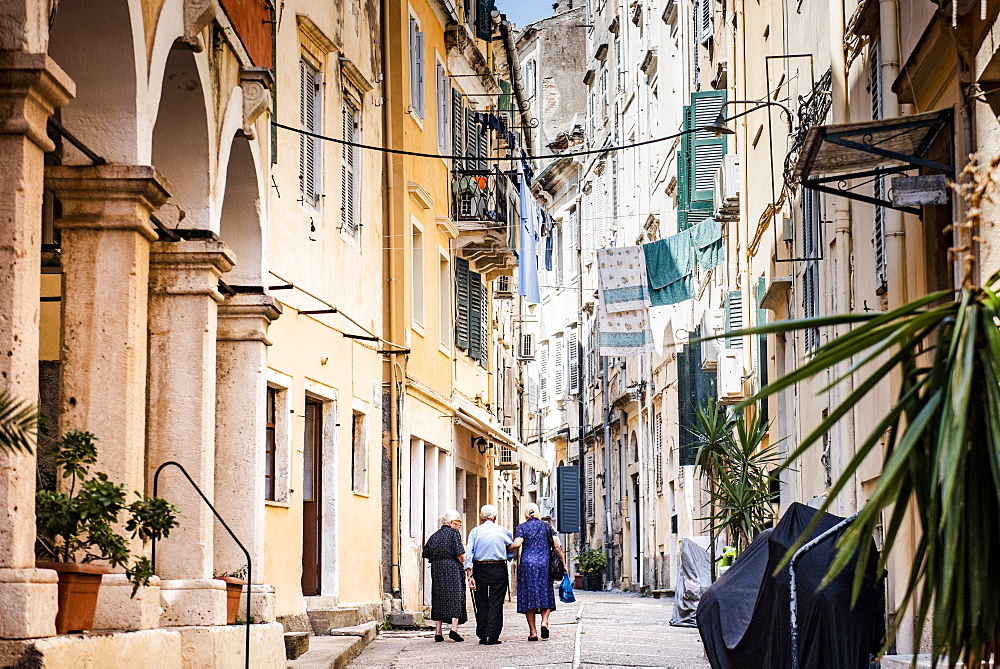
[
  {"x1": 147, "y1": 238, "x2": 234, "y2": 626},
  {"x1": 0, "y1": 52, "x2": 73, "y2": 640},
  {"x1": 214, "y1": 291, "x2": 281, "y2": 622},
  {"x1": 46, "y1": 164, "x2": 169, "y2": 631}
]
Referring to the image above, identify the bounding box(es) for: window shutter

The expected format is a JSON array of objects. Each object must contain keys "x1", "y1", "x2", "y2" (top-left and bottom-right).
[
  {"x1": 452, "y1": 88, "x2": 464, "y2": 169},
  {"x1": 869, "y1": 37, "x2": 887, "y2": 295},
  {"x1": 677, "y1": 105, "x2": 692, "y2": 230},
  {"x1": 468, "y1": 269, "x2": 484, "y2": 361},
  {"x1": 342, "y1": 101, "x2": 359, "y2": 236},
  {"x1": 299, "y1": 60, "x2": 320, "y2": 207},
  {"x1": 556, "y1": 465, "x2": 581, "y2": 534},
  {"x1": 691, "y1": 91, "x2": 727, "y2": 203},
  {"x1": 455, "y1": 257, "x2": 471, "y2": 350},
  {"x1": 437, "y1": 64, "x2": 448, "y2": 152},
  {"x1": 654, "y1": 410, "x2": 663, "y2": 492},
  {"x1": 415, "y1": 31, "x2": 425, "y2": 116},
  {"x1": 726, "y1": 289, "x2": 743, "y2": 349},
  {"x1": 540, "y1": 344, "x2": 549, "y2": 405},
  {"x1": 595, "y1": 176, "x2": 606, "y2": 248},
  {"x1": 756, "y1": 276, "x2": 769, "y2": 423},
  {"x1": 409, "y1": 19, "x2": 418, "y2": 110},
  {"x1": 478, "y1": 276, "x2": 489, "y2": 364},
  {"x1": 582, "y1": 193, "x2": 594, "y2": 265},
  {"x1": 700, "y1": 0, "x2": 713, "y2": 43},
  {"x1": 802, "y1": 191, "x2": 820, "y2": 351},
  {"x1": 568, "y1": 327, "x2": 580, "y2": 395},
  {"x1": 554, "y1": 335, "x2": 565, "y2": 398}
]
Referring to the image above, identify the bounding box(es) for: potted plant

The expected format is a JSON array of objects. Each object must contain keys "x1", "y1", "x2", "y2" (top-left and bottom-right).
[
  {"x1": 35, "y1": 430, "x2": 178, "y2": 633},
  {"x1": 575, "y1": 549, "x2": 607, "y2": 591},
  {"x1": 214, "y1": 566, "x2": 248, "y2": 625}
]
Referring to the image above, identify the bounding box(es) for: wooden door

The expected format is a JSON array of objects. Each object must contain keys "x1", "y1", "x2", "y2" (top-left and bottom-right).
[{"x1": 301, "y1": 399, "x2": 323, "y2": 596}]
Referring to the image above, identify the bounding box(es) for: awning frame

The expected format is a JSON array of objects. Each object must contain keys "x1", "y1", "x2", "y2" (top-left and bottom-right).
[{"x1": 797, "y1": 109, "x2": 954, "y2": 215}]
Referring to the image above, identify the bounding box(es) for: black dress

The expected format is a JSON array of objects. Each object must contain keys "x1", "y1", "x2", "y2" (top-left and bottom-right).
[{"x1": 422, "y1": 525, "x2": 468, "y2": 624}]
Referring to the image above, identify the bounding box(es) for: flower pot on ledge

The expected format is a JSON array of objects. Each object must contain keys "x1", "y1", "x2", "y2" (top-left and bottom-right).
[
  {"x1": 215, "y1": 576, "x2": 246, "y2": 624},
  {"x1": 37, "y1": 561, "x2": 109, "y2": 633}
]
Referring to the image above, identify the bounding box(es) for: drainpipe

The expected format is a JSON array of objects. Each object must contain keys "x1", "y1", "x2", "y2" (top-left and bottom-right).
[
  {"x1": 602, "y1": 356, "x2": 615, "y2": 585},
  {"x1": 880, "y1": 0, "x2": 904, "y2": 311},
  {"x1": 829, "y1": 0, "x2": 856, "y2": 517},
  {"x1": 498, "y1": 20, "x2": 535, "y2": 155},
  {"x1": 577, "y1": 195, "x2": 587, "y2": 555}
]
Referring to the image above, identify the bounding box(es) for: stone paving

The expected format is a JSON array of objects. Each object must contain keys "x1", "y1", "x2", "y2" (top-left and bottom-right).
[{"x1": 349, "y1": 590, "x2": 712, "y2": 668}]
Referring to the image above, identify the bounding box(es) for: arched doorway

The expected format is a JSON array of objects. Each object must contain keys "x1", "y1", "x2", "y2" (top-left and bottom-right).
[{"x1": 219, "y1": 134, "x2": 263, "y2": 284}]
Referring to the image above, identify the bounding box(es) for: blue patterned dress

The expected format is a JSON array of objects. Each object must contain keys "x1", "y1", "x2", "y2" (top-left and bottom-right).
[{"x1": 515, "y1": 518, "x2": 557, "y2": 613}]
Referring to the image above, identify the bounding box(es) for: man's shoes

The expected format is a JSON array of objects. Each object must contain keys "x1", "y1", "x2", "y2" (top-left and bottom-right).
[
  {"x1": 449, "y1": 631, "x2": 464, "y2": 642},
  {"x1": 434, "y1": 634, "x2": 444, "y2": 642},
  {"x1": 479, "y1": 638, "x2": 489, "y2": 645},
  {"x1": 485, "y1": 639, "x2": 502, "y2": 645}
]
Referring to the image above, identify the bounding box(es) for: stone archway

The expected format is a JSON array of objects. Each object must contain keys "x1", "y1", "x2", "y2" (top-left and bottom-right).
[{"x1": 219, "y1": 134, "x2": 264, "y2": 284}]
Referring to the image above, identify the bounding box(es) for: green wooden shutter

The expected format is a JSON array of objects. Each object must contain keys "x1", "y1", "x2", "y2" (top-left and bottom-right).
[
  {"x1": 725, "y1": 289, "x2": 743, "y2": 349},
  {"x1": 677, "y1": 105, "x2": 692, "y2": 230},
  {"x1": 455, "y1": 257, "x2": 471, "y2": 350},
  {"x1": 756, "y1": 276, "x2": 769, "y2": 423},
  {"x1": 468, "y1": 269, "x2": 483, "y2": 360},
  {"x1": 452, "y1": 88, "x2": 464, "y2": 169},
  {"x1": 691, "y1": 90, "x2": 727, "y2": 203}
]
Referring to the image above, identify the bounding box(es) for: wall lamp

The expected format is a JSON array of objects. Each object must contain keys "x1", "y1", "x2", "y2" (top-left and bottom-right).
[{"x1": 704, "y1": 100, "x2": 794, "y2": 137}]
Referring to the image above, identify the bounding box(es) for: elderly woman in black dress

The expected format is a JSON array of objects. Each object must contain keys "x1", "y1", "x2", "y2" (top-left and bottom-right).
[{"x1": 422, "y1": 509, "x2": 467, "y2": 642}]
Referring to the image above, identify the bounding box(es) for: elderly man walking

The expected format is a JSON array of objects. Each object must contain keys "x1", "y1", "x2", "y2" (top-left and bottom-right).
[{"x1": 465, "y1": 504, "x2": 513, "y2": 645}]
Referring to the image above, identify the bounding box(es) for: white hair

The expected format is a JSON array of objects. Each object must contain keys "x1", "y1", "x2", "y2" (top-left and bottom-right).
[
  {"x1": 480, "y1": 504, "x2": 498, "y2": 520},
  {"x1": 524, "y1": 502, "x2": 540, "y2": 519},
  {"x1": 440, "y1": 509, "x2": 460, "y2": 524}
]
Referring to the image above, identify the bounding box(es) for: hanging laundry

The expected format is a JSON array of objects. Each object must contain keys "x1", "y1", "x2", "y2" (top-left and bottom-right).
[
  {"x1": 517, "y1": 169, "x2": 541, "y2": 303},
  {"x1": 596, "y1": 292, "x2": 655, "y2": 357},
  {"x1": 596, "y1": 246, "x2": 651, "y2": 312},
  {"x1": 690, "y1": 217, "x2": 724, "y2": 271},
  {"x1": 643, "y1": 231, "x2": 695, "y2": 307}
]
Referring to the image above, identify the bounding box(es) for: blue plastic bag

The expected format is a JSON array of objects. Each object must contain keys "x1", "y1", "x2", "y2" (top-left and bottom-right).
[{"x1": 559, "y1": 574, "x2": 576, "y2": 603}]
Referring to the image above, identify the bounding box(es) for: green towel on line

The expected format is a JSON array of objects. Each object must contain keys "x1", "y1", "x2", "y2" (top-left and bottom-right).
[
  {"x1": 649, "y1": 274, "x2": 695, "y2": 307},
  {"x1": 643, "y1": 232, "x2": 692, "y2": 290}
]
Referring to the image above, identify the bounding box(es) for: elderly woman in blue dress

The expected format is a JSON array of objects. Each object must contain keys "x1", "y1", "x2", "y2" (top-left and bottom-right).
[
  {"x1": 509, "y1": 503, "x2": 568, "y2": 641},
  {"x1": 422, "y1": 509, "x2": 467, "y2": 642}
]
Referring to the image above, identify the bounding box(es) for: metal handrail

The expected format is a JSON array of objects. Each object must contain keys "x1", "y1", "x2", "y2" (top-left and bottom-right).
[
  {"x1": 789, "y1": 511, "x2": 859, "y2": 669},
  {"x1": 151, "y1": 461, "x2": 253, "y2": 669}
]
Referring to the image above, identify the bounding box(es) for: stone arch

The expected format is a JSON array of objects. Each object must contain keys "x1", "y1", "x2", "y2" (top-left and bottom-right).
[
  {"x1": 219, "y1": 133, "x2": 264, "y2": 284},
  {"x1": 47, "y1": 0, "x2": 144, "y2": 164},
  {"x1": 150, "y1": 47, "x2": 212, "y2": 229}
]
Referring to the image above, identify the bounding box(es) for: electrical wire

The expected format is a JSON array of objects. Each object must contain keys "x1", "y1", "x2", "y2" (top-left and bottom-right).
[{"x1": 272, "y1": 118, "x2": 724, "y2": 163}]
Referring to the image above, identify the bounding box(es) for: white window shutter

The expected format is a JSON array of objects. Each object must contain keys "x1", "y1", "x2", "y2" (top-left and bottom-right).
[
  {"x1": 595, "y1": 178, "x2": 606, "y2": 248},
  {"x1": 700, "y1": 0, "x2": 713, "y2": 44},
  {"x1": 341, "y1": 101, "x2": 359, "y2": 236},
  {"x1": 554, "y1": 335, "x2": 565, "y2": 398},
  {"x1": 540, "y1": 344, "x2": 549, "y2": 406},
  {"x1": 299, "y1": 60, "x2": 321, "y2": 207}
]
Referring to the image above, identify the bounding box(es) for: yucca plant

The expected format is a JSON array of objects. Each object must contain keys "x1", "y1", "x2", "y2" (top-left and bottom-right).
[
  {"x1": 0, "y1": 390, "x2": 38, "y2": 454},
  {"x1": 718, "y1": 157, "x2": 1000, "y2": 665}
]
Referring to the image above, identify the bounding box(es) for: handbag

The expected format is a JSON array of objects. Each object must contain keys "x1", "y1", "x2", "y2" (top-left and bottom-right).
[{"x1": 547, "y1": 527, "x2": 566, "y2": 581}]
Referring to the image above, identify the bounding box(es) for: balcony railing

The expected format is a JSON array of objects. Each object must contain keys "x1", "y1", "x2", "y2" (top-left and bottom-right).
[{"x1": 452, "y1": 168, "x2": 513, "y2": 228}]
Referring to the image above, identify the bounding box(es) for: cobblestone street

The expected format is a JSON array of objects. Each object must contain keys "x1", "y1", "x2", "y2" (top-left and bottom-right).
[{"x1": 349, "y1": 590, "x2": 712, "y2": 668}]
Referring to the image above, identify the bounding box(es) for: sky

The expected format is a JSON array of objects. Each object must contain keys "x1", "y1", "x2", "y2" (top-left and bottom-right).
[{"x1": 497, "y1": 0, "x2": 558, "y2": 30}]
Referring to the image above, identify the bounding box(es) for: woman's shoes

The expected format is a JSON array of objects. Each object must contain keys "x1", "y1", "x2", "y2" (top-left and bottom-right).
[
  {"x1": 528, "y1": 635, "x2": 539, "y2": 641},
  {"x1": 541, "y1": 626, "x2": 549, "y2": 639},
  {"x1": 434, "y1": 634, "x2": 444, "y2": 642},
  {"x1": 449, "y1": 630, "x2": 464, "y2": 642}
]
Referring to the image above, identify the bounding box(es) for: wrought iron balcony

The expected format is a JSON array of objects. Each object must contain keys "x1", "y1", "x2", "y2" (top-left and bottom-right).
[{"x1": 452, "y1": 168, "x2": 513, "y2": 228}]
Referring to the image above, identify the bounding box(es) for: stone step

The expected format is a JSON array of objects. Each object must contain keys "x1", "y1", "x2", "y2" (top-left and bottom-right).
[
  {"x1": 284, "y1": 631, "x2": 310, "y2": 660},
  {"x1": 286, "y1": 621, "x2": 378, "y2": 668},
  {"x1": 387, "y1": 610, "x2": 425, "y2": 628},
  {"x1": 307, "y1": 608, "x2": 360, "y2": 635}
]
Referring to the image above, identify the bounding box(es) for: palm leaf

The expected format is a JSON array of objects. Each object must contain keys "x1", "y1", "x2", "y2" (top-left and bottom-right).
[{"x1": 0, "y1": 391, "x2": 38, "y2": 454}]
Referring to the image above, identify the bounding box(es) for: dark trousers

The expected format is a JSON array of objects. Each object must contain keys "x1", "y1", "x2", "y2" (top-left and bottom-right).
[{"x1": 472, "y1": 562, "x2": 508, "y2": 641}]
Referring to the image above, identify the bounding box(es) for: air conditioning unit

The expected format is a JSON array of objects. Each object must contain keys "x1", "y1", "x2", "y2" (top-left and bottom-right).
[
  {"x1": 518, "y1": 333, "x2": 535, "y2": 360},
  {"x1": 700, "y1": 309, "x2": 726, "y2": 371},
  {"x1": 713, "y1": 154, "x2": 741, "y2": 222},
  {"x1": 495, "y1": 275, "x2": 514, "y2": 299},
  {"x1": 718, "y1": 348, "x2": 746, "y2": 404},
  {"x1": 538, "y1": 496, "x2": 555, "y2": 517}
]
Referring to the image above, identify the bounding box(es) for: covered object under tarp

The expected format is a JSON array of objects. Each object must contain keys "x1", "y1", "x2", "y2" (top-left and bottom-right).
[
  {"x1": 670, "y1": 538, "x2": 712, "y2": 627},
  {"x1": 696, "y1": 503, "x2": 885, "y2": 669}
]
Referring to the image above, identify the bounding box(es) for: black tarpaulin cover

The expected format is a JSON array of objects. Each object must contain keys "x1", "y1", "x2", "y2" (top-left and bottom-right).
[
  {"x1": 696, "y1": 503, "x2": 885, "y2": 669},
  {"x1": 670, "y1": 538, "x2": 712, "y2": 627}
]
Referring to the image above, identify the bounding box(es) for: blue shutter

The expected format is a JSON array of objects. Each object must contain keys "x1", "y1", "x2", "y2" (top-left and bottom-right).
[{"x1": 557, "y1": 465, "x2": 581, "y2": 534}]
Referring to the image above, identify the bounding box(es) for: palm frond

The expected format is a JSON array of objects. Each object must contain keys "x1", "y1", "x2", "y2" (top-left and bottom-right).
[{"x1": 0, "y1": 391, "x2": 38, "y2": 454}]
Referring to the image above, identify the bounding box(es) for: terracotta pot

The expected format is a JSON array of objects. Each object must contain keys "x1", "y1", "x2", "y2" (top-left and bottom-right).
[
  {"x1": 36, "y1": 561, "x2": 108, "y2": 634},
  {"x1": 215, "y1": 577, "x2": 246, "y2": 624}
]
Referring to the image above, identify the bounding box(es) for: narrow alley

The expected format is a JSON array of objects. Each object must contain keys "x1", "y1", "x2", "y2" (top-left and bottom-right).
[{"x1": 348, "y1": 591, "x2": 711, "y2": 668}]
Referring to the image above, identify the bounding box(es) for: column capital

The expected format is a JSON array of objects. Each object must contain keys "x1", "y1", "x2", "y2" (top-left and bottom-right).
[
  {"x1": 217, "y1": 292, "x2": 283, "y2": 344},
  {"x1": 0, "y1": 52, "x2": 74, "y2": 152},
  {"x1": 149, "y1": 239, "x2": 236, "y2": 302},
  {"x1": 47, "y1": 164, "x2": 171, "y2": 241}
]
